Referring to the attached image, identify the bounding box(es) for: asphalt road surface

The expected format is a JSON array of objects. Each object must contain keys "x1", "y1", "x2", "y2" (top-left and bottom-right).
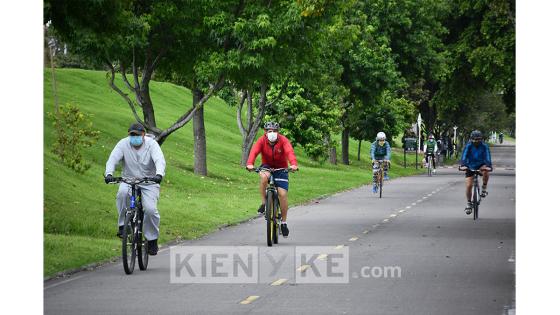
[{"x1": 45, "y1": 144, "x2": 515, "y2": 315}]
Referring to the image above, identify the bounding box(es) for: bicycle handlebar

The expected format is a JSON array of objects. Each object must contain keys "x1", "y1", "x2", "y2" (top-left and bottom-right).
[
  {"x1": 107, "y1": 177, "x2": 159, "y2": 185},
  {"x1": 249, "y1": 167, "x2": 297, "y2": 173},
  {"x1": 458, "y1": 166, "x2": 492, "y2": 172}
]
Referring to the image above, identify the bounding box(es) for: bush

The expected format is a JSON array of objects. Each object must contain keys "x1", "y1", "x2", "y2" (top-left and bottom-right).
[{"x1": 49, "y1": 103, "x2": 100, "y2": 173}]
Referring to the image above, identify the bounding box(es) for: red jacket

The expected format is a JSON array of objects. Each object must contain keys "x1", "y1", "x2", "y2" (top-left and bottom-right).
[{"x1": 247, "y1": 133, "x2": 298, "y2": 168}]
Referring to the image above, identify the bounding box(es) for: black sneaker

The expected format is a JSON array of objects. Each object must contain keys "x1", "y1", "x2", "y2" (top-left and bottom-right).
[
  {"x1": 148, "y1": 239, "x2": 158, "y2": 255},
  {"x1": 116, "y1": 225, "x2": 124, "y2": 238},
  {"x1": 465, "y1": 202, "x2": 473, "y2": 215},
  {"x1": 280, "y1": 223, "x2": 289, "y2": 238},
  {"x1": 257, "y1": 204, "x2": 265, "y2": 214}
]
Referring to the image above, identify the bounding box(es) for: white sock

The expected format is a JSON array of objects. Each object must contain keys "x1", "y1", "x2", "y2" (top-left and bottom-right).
[{"x1": 281, "y1": 221, "x2": 287, "y2": 225}]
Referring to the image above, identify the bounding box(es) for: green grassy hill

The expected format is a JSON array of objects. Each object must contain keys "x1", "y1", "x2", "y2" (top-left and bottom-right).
[{"x1": 44, "y1": 68, "x2": 422, "y2": 277}]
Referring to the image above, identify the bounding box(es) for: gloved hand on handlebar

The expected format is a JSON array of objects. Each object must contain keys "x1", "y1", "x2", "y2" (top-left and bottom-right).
[
  {"x1": 153, "y1": 174, "x2": 163, "y2": 184},
  {"x1": 104, "y1": 174, "x2": 114, "y2": 184}
]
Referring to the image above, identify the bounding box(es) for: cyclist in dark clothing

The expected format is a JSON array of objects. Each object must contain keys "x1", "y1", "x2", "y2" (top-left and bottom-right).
[{"x1": 459, "y1": 130, "x2": 493, "y2": 214}]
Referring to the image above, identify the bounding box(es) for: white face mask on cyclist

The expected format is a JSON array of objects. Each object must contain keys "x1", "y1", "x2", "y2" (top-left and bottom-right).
[{"x1": 267, "y1": 131, "x2": 278, "y2": 142}]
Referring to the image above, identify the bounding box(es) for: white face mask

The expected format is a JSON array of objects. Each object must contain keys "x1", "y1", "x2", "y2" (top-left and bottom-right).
[{"x1": 267, "y1": 132, "x2": 278, "y2": 142}]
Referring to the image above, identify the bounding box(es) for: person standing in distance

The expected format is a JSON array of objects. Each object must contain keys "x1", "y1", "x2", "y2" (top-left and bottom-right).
[
  {"x1": 104, "y1": 123, "x2": 166, "y2": 255},
  {"x1": 246, "y1": 121, "x2": 298, "y2": 238}
]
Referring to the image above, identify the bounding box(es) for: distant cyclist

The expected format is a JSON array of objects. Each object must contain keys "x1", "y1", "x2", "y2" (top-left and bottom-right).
[
  {"x1": 246, "y1": 121, "x2": 298, "y2": 238},
  {"x1": 370, "y1": 132, "x2": 391, "y2": 193},
  {"x1": 423, "y1": 134, "x2": 438, "y2": 173},
  {"x1": 459, "y1": 130, "x2": 492, "y2": 215},
  {"x1": 104, "y1": 123, "x2": 166, "y2": 255}
]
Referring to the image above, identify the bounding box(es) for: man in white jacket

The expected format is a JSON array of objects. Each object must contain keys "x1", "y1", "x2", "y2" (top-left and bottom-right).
[{"x1": 104, "y1": 123, "x2": 166, "y2": 255}]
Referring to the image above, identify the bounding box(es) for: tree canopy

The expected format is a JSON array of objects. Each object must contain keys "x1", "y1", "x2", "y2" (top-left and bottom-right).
[{"x1": 45, "y1": 0, "x2": 515, "y2": 167}]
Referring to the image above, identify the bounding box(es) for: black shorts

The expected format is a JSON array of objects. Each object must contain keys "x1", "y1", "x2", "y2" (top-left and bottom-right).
[{"x1": 465, "y1": 165, "x2": 484, "y2": 178}]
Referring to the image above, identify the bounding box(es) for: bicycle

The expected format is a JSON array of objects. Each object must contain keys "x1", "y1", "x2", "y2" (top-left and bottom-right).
[
  {"x1": 108, "y1": 176, "x2": 159, "y2": 274},
  {"x1": 251, "y1": 167, "x2": 294, "y2": 247},
  {"x1": 372, "y1": 160, "x2": 389, "y2": 198},
  {"x1": 426, "y1": 154, "x2": 434, "y2": 176},
  {"x1": 459, "y1": 167, "x2": 490, "y2": 220}
]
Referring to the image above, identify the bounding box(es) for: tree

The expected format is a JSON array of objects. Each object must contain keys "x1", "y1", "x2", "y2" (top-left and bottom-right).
[
  {"x1": 432, "y1": 0, "x2": 515, "y2": 138},
  {"x1": 45, "y1": 0, "x2": 223, "y2": 146},
  {"x1": 349, "y1": 91, "x2": 415, "y2": 159},
  {"x1": 214, "y1": 0, "x2": 350, "y2": 165},
  {"x1": 336, "y1": 0, "x2": 406, "y2": 164}
]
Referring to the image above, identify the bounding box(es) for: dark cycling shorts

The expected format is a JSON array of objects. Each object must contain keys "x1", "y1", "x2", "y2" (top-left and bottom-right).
[
  {"x1": 465, "y1": 165, "x2": 485, "y2": 178},
  {"x1": 261, "y1": 164, "x2": 289, "y2": 191}
]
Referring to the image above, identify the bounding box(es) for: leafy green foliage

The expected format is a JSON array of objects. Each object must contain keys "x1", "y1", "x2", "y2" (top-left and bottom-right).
[
  {"x1": 268, "y1": 82, "x2": 342, "y2": 161},
  {"x1": 436, "y1": 0, "x2": 515, "y2": 115},
  {"x1": 49, "y1": 103, "x2": 100, "y2": 173},
  {"x1": 349, "y1": 91, "x2": 415, "y2": 143}
]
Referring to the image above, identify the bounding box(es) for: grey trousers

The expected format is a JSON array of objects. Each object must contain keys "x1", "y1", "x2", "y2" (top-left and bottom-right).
[{"x1": 116, "y1": 183, "x2": 160, "y2": 241}]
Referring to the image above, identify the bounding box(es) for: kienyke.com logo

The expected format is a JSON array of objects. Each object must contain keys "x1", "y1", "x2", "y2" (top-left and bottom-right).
[{"x1": 170, "y1": 246, "x2": 401, "y2": 284}]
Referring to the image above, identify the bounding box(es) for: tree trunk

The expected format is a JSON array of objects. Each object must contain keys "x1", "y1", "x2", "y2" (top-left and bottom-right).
[
  {"x1": 341, "y1": 127, "x2": 350, "y2": 165},
  {"x1": 241, "y1": 137, "x2": 253, "y2": 166},
  {"x1": 238, "y1": 84, "x2": 270, "y2": 166},
  {"x1": 329, "y1": 146, "x2": 337, "y2": 165},
  {"x1": 357, "y1": 140, "x2": 361, "y2": 161},
  {"x1": 193, "y1": 89, "x2": 207, "y2": 176},
  {"x1": 139, "y1": 86, "x2": 157, "y2": 128},
  {"x1": 325, "y1": 135, "x2": 337, "y2": 165}
]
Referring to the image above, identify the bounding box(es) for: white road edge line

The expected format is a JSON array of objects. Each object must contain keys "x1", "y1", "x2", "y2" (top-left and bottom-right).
[{"x1": 44, "y1": 275, "x2": 86, "y2": 290}]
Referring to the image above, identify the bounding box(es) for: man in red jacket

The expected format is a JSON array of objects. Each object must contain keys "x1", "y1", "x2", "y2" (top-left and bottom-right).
[{"x1": 246, "y1": 121, "x2": 298, "y2": 237}]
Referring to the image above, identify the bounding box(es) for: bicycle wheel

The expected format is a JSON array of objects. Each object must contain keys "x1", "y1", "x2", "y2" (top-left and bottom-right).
[
  {"x1": 137, "y1": 210, "x2": 149, "y2": 271},
  {"x1": 378, "y1": 170, "x2": 383, "y2": 198},
  {"x1": 428, "y1": 157, "x2": 432, "y2": 176},
  {"x1": 265, "y1": 191, "x2": 274, "y2": 247},
  {"x1": 372, "y1": 167, "x2": 377, "y2": 194},
  {"x1": 273, "y1": 197, "x2": 279, "y2": 244},
  {"x1": 473, "y1": 184, "x2": 480, "y2": 220},
  {"x1": 122, "y1": 212, "x2": 137, "y2": 274}
]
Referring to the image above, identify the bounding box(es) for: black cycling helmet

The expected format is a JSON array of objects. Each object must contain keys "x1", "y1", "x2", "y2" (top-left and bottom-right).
[
  {"x1": 470, "y1": 130, "x2": 483, "y2": 139},
  {"x1": 263, "y1": 121, "x2": 279, "y2": 130}
]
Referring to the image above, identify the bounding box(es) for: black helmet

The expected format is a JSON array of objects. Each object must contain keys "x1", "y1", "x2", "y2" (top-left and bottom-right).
[
  {"x1": 263, "y1": 121, "x2": 279, "y2": 130},
  {"x1": 470, "y1": 130, "x2": 482, "y2": 139}
]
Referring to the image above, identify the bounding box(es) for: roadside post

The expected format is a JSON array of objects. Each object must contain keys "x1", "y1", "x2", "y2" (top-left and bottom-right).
[
  {"x1": 453, "y1": 126, "x2": 458, "y2": 159},
  {"x1": 417, "y1": 114, "x2": 422, "y2": 169}
]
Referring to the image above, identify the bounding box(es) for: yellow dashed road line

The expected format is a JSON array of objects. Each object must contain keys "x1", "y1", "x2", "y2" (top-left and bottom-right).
[
  {"x1": 270, "y1": 278, "x2": 288, "y2": 286},
  {"x1": 240, "y1": 296, "x2": 260, "y2": 305}
]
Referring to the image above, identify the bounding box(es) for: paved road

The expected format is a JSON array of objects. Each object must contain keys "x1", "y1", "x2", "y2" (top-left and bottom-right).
[{"x1": 45, "y1": 146, "x2": 515, "y2": 315}]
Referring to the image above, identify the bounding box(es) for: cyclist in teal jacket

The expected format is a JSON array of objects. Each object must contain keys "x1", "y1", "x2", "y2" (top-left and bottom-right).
[
  {"x1": 459, "y1": 130, "x2": 493, "y2": 214},
  {"x1": 370, "y1": 132, "x2": 391, "y2": 193}
]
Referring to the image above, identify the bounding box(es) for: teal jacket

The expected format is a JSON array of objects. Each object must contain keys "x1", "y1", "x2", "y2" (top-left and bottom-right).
[{"x1": 370, "y1": 141, "x2": 391, "y2": 160}]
